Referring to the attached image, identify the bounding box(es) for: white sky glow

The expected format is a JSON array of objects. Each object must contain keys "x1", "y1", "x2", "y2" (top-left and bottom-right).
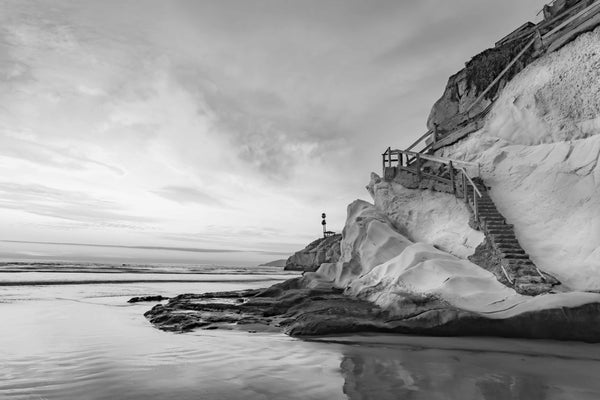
[{"x1": 0, "y1": 0, "x2": 548, "y2": 262}]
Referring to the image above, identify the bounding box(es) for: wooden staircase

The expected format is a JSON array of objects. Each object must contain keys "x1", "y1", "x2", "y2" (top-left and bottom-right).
[
  {"x1": 398, "y1": 0, "x2": 600, "y2": 157},
  {"x1": 470, "y1": 179, "x2": 560, "y2": 295},
  {"x1": 381, "y1": 150, "x2": 560, "y2": 296},
  {"x1": 374, "y1": 1, "x2": 600, "y2": 295}
]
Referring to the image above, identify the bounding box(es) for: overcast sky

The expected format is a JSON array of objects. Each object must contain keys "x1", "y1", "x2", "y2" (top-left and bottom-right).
[{"x1": 0, "y1": 0, "x2": 548, "y2": 259}]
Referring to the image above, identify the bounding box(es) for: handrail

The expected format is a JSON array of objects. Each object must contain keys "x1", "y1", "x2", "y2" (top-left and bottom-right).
[
  {"x1": 464, "y1": 36, "x2": 537, "y2": 114},
  {"x1": 384, "y1": 148, "x2": 479, "y2": 170},
  {"x1": 381, "y1": 148, "x2": 483, "y2": 219},
  {"x1": 541, "y1": 0, "x2": 600, "y2": 39},
  {"x1": 501, "y1": 265, "x2": 515, "y2": 284},
  {"x1": 455, "y1": 166, "x2": 482, "y2": 222},
  {"x1": 456, "y1": 167, "x2": 482, "y2": 197},
  {"x1": 405, "y1": 130, "x2": 434, "y2": 152},
  {"x1": 465, "y1": 0, "x2": 600, "y2": 115}
]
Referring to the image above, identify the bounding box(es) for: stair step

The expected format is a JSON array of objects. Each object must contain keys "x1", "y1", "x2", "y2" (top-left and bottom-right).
[
  {"x1": 498, "y1": 248, "x2": 525, "y2": 254},
  {"x1": 497, "y1": 243, "x2": 522, "y2": 249},
  {"x1": 495, "y1": 241, "x2": 520, "y2": 245},
  {"x1": 509, "y1": 260, "x2": 535, "y2": 266},
  {"x1": 496, "y1": 242, "x2": 521, "y2": 248},
  {"x1": 501, "y1": 253, "x2": 530, "y2": 259},
  {"x1": 480, "y1": 215, "x2": 503, "y2": 220},
  {"x1": 487, "y1": 227, "x2": 513, "y2": 232},
  {"x1": 486, "y1": 222, "x2": 513, "y2": 227},
  {"x1": 488, "y1": 229, "x2": 515, "y2": 234},
  {"x1": 482, "y1": 218, "x2": 505, "y2": 223}
]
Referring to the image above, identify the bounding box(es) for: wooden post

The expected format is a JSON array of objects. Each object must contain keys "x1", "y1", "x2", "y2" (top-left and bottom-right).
[
  {"x1": 463, "y1": 174, "x2": 467, "y2": 202},
  {"x1": 387, "y1": 147, "x2": 392, "y2": 168},
  {"x1": 449, "y1": 161, "x2": 455, "y2": 195},
  {"x1": 416, "y1": 153, "x2": 422, "y2": 182}
]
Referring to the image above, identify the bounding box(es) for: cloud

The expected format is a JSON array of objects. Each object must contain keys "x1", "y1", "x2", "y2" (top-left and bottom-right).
[
  {"x1": 153, "y1": 185, "x2": 224, "y2": 206},
  {"x1": 0, "y1": 0, "x2": 551, "y2": 255},
  {"x1": 0, "y1": 132, "x2": 124, "y2": 174},
  {"x1": 0, "y1": 239, "x2": 279, "y2": 254},
  {"x1": 0, "y1": 182, "x2": 153, "y2": 228}
]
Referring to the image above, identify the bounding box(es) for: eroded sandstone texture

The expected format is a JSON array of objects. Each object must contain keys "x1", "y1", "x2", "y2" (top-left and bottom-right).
[
  {"x1": 284, "y1": 234, "x2": 341, "y2": 271},
  {"x1": 142, "y1": 275, "x2": 600, "y2": 342}
]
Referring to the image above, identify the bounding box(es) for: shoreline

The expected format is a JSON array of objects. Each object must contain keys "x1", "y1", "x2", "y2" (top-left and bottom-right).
[
  {"x1": 0, "y1": 278, "x2": 285, "y2": 286},
  {"x1": 143, "y1": 276, "x2": 600, "y2": 343}
]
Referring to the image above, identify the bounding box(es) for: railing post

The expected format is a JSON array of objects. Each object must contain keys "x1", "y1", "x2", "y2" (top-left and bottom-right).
[
  {"x1": 387, "y1": 147, "x2": 392, "y2": 168},
  {"x1": 416, "y1": 153, "x2": 422, "y2": 182},
  {"x1": 449, "y1": 161, "x2": 455, "y2": 195}
]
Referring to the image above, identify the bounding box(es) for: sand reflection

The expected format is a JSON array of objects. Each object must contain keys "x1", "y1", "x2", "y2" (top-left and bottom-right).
[{"x1": 337, "y1": 340, "x2": 600, "y2": 400}]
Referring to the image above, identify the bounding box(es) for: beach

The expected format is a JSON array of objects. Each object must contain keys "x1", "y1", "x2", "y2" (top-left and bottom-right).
[{"x1": 1, "y1": 262, "x2": 600, "y2": 400}]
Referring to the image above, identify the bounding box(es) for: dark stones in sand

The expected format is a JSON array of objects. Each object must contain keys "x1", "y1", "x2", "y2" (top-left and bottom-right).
[
  {"x1": 128, "y1": 295, "x2": 169, "y2": 303},
  {"x1": 142, "y1": 277, "x2": 600, "y2": 342}
]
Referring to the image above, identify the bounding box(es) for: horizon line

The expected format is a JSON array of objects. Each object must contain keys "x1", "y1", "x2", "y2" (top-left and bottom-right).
[{"x1": 0, "y1": 240, "x2": 291, "y2": 256}]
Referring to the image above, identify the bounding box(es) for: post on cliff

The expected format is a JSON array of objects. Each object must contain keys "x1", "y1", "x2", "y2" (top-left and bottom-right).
[{"x1": 321, "y1": 213, "x2": 327, "y2": 238}]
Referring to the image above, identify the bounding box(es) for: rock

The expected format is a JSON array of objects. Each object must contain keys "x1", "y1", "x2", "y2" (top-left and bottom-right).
[
  {"x1": 143, "y1": 275, "x2": 600, "y2": 342},
  {"x1": 284, "y1": 234, "x2": 342, "y2": 271},
  {"x1": 427, "y1": 37, "x2": 538, "y2": 133},
  {"x1": 259, "y1": 259, "x2": 287, "y2": 267},
  {"x1": 128, "y1": 295, "x2": 169, "y2": 303},
  {"x1": 313, "y1": 200, "x2": 412, "y2": 287}
]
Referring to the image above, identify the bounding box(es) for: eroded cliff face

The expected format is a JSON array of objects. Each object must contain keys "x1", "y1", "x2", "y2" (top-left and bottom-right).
[
  {"x1": 437, "y1": 27, "x2": 600, "y2": 291},
  {"x1": 427, "y1": 37, "x2": 537, "y2": 133},
  {"x1": 302, "y1": 25, "x2": 600, "y2": 334},
  {"x1": 367, "y1": 173, "x2": 484, "y2": 259},
  {"x1": 284, "y1": 234, "x2": 342, "y2": 272},
  {"x1": 316, "y1": 200, "x2": 412, "y2": 287}
]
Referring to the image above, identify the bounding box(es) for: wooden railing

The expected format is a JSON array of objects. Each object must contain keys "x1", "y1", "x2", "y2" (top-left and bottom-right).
[
  {"x1": 466, "y1": 0, "x2": 600, "y2": 114},
  {"x1": 382, "y1": 148, "x2": 482, "y2": 219},
  {"x1": 456, "y1": 166, "x2": 483, "y2": 221},
  {"x1": 401, "y1": 0, "x2": 600, "y2": 156},
  {"x1": 403, "y1": 129, "x2": 434, "y2": 155}
]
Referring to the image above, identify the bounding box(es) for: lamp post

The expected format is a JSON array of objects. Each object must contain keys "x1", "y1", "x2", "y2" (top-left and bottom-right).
[{"x1": 321, "y1": 213, "x2": 326, "y2": 238}]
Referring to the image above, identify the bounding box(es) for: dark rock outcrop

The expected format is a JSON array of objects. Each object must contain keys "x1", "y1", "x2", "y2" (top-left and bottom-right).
[
  {"x1": 128, "y1": 295, "x2": 169, "y2": 303},
  {"x1": 143, "y1": 276, "x2": 600, "y2": 342},
  {"x1": 427, "y1": 37, "x2": 537, "y2": 134},
  {"x1": 284, "y1": 234, "x2": 342, "y2": 271},
  {"x1": 259, "y1": 259, "x2": 287, "y2": 267}
]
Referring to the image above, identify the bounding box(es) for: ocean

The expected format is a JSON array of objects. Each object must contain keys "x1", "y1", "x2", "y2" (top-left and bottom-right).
[{"x1": 2, "y1": 260, "x2": 600, "y2": 400}]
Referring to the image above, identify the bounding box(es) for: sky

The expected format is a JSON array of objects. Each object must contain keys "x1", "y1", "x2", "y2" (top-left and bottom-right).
[{"x1": 0, "y1": 0, "x2": 549, "y2": 262}]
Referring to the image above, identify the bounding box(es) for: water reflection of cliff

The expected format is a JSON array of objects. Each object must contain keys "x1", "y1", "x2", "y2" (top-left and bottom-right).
[{"x1": 339, "y1": 345, "x2": 549, "y2": 400}]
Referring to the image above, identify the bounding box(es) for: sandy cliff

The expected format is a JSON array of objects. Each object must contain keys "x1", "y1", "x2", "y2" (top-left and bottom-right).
[{"x1": 146, "y1": 15, "x2": 600, "y2": 342}]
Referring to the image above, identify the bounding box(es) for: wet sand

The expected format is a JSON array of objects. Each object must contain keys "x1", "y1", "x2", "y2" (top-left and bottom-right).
[{"x1": 2, "y1": 266, "x2": 600, "y2": 399}]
